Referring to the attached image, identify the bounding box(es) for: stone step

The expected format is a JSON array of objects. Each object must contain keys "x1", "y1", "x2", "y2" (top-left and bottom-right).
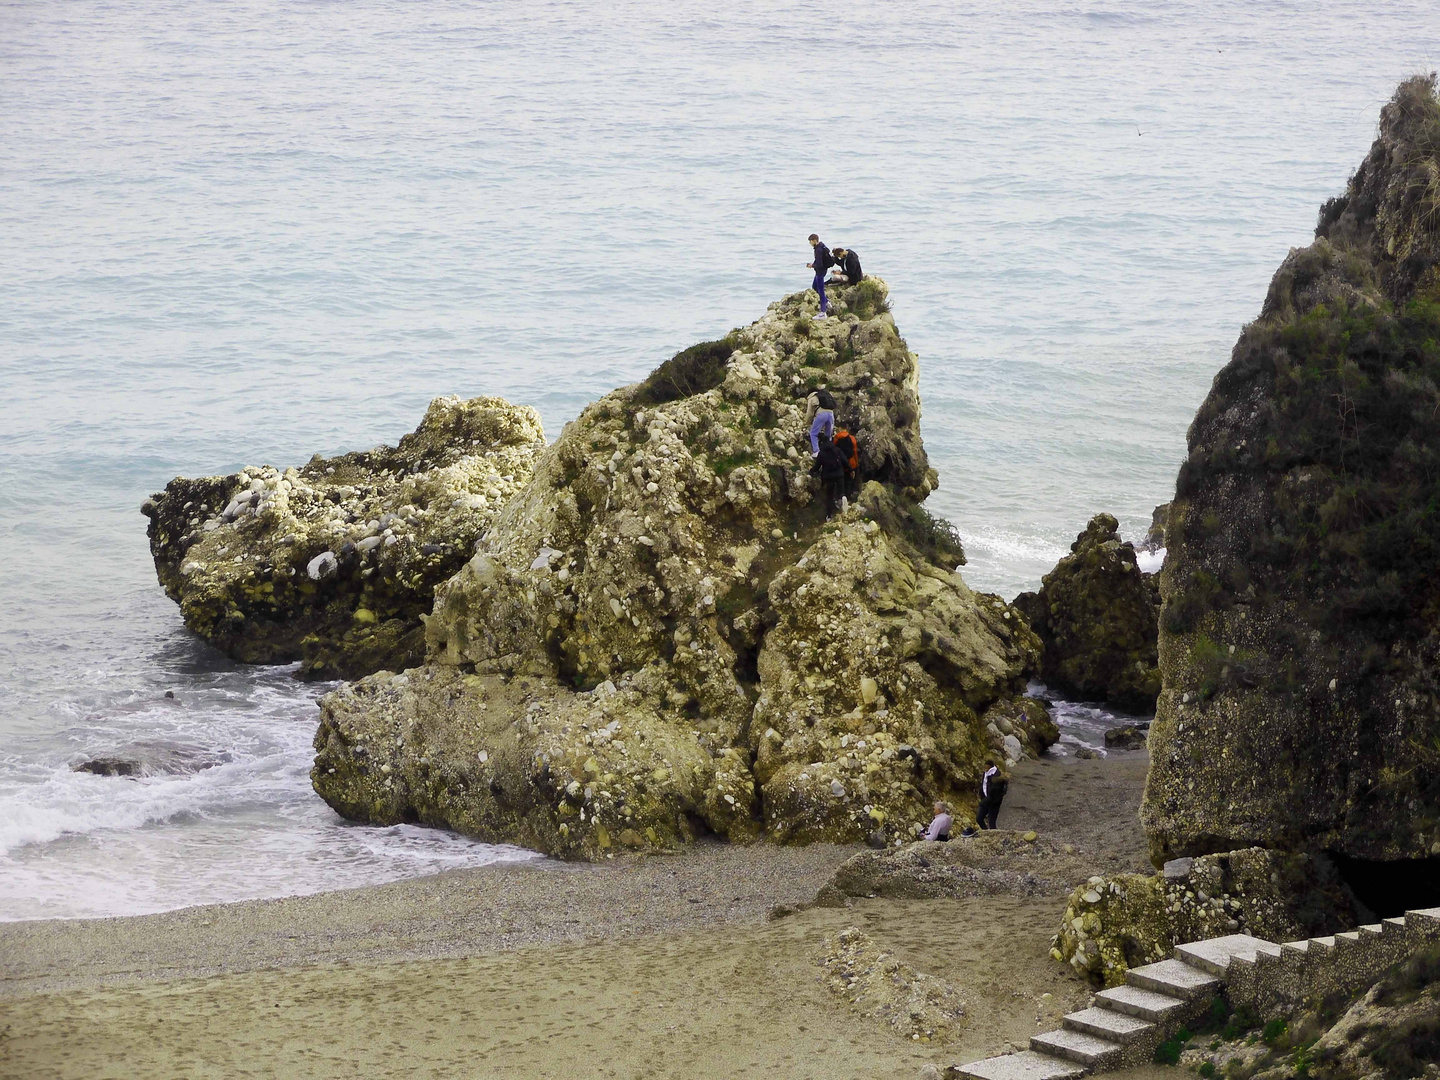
[
  {"x1": 1031, "y1": 1028, "x2": 1124, "y2": 1069},
  {"x1": 1093, "y1": 984, "x2": 1188, "y2": 1022},
  {"x1": 1126, "y1": 958, "x2": 1221, "y2": 1000},
  {"x1": 1174, "y1": 934, "x2": 1282, "y2": 977},
  {"x1": 954, "y1": 1051, "x2": 1087, "y2": 1080},
  {"x1": 1063, "y1": 1006, "x2": 1155, "y2": 1044},
  {"x1": 1408, "y1": 908, "x2": 1440, "y2": 940}
]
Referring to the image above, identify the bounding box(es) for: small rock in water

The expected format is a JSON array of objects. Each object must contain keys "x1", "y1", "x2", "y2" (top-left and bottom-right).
[
  {"x1": 1075, "y1": 746, "x2": 1098, "y2": 759},
  {"x1": 1104, "y1": 724, "x2": 1147, "y2": 750}
]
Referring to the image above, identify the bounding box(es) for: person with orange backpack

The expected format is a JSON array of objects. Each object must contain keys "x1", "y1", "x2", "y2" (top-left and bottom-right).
[{"x1": 833, "y1": 426, "x2": 859, "y2": 499}]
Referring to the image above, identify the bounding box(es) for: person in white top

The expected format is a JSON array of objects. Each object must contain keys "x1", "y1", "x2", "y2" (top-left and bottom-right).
[{"x1": 922, "y1": 801, "x2": 953, "y2": 841}]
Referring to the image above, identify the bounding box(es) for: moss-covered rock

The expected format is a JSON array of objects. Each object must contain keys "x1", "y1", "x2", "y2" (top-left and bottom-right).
[
  {"x1": 1143, "y1": 76, "x2": 1440, "y2": 864},
  {"x1": 1013, "y1": 514, "x2": 1160, "y2": 712},
  {"x1": 142, "y1": 396, "x2": 545, "y2": 679},
  {"x1": 312, "y1": 281, "x2": 1044, "y2": 857},
  {"x1": 1051, "y1": 848, "x2": 1359, "y2": 986}
]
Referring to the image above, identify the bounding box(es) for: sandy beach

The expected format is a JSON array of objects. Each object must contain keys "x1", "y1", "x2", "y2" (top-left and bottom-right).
[{"x1": 0, "y1": 751, "x2": 1164, "y2": 1080}]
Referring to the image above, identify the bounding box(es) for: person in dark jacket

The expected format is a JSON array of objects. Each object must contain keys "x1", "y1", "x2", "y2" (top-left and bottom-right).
[
  {"x1": 829, "y1": 247, "x2": 863, "y2": 285},
  {"x1": 813, "y1": 437, "x2": 848, "y2": 518},
  {"x1": 976, "y1": 761, "x2": 1008, "y2": 830},
  {"x1": 807, "y1": 233, "x2": 832, "y2": 318}
]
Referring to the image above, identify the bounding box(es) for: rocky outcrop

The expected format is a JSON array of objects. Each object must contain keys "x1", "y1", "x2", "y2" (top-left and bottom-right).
[
  {"x1": 1051, "y1": 847, "x2": 1359, "y2": 987},
  {"x1": 1013, "y1": 514, "x2": 1160, "y2": 712},
  {"x1": 820, "y1": 831, "x2": 1097, "y2": 902},
  {"x1": 1143, "y1": 77, "x2": 1440, "y2": 866},
  {"x1": 818, "y1": 926, "x2": 967, "y2": 1044},
  {"x1": 142, "y1": 396, "x2": 545, "y2": 679},
  {"x1": 312, "y1": 281, "x2": 1047, "y2": 858}
]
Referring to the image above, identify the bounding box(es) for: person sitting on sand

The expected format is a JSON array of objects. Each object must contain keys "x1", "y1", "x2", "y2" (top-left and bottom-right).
[
  {"x1": 827, "y1": 247, "x2": 863, "y2": 285},
  {"x1": 806, "y1": 233, "x2": 833, "y2": 319},
  {"x1": 977, "y1": 760, "x2": 1008, "y2": 830},
  {"x1": 922, "y1": 801, "x2": 953, "y2": 842}
]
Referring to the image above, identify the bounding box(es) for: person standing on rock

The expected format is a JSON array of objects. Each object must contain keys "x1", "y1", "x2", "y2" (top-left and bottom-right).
[
  {"x1": 828, "y1": 246, "x2": 863, "y2": 285},
  {"x1": 807, "y1": 233, "x2": 833, "y2": 318},
  {"x1": 813, "y1": 435, "x2": 848, "y2": 519},
  {"x1": 976, "y1": 761, "x2": 1007, "y2": 830},
  {"x1": 805, "y1": 390, "x2": 836, "y2": 456}
]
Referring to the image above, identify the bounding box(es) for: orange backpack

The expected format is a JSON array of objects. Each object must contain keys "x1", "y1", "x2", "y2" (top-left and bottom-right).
[{"x1": 834, "y1": 429, "x2": 859, "y2": 470}]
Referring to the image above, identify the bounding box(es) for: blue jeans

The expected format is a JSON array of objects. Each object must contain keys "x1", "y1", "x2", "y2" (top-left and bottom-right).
[{"x1": 813, "y1": 272, "x2": 827, "y2": 313}]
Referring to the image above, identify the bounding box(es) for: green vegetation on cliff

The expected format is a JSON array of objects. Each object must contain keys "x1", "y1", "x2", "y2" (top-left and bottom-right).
[{"x1": 1145, "y1": 76, "x2": 1440, "y2": 865}]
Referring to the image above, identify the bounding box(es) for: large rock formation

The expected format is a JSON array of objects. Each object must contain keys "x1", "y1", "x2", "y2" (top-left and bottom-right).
[
  {"x1": 142, "y1": 397, "x2": 545, "y2": 679},
  {"x1": 1013, "y1": 514, "x2": 1160, "y2": 712},
  {"x1": 1144, "y1": 76, "x2": 1440, "y2": 872},
  {"x1": 313, "y1": 280, "x2": 1053, "y2": 858}
]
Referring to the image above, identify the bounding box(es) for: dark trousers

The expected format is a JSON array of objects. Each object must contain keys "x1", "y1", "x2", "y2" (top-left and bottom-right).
[
  {"x1": 822, "y1": 473, "x2": 845, "y2": 518},
  {"x1": 977, "y1": 798, "x2": 1001, "y2": 830},
  {"x1": 813, "y1": 272, "x2": 828, "y2": 313}
]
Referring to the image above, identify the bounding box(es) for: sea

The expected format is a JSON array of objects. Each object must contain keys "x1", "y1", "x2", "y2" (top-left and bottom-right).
[{"x1": 2, "y1": 0, "x2": 1436, "y2": 921}]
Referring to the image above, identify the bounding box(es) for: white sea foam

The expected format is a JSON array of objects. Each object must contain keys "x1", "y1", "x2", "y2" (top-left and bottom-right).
[{"x1": 1136, "y1": 546, "x2": 1166, "y2": 575}]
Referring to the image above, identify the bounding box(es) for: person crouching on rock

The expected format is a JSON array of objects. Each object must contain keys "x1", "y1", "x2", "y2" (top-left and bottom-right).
[
  {"x1": 976, "y1": 760, "x2": 1008, "y2": 830},
  {"x1": 922, "y1": 801, "x2": 953, "y2": 842},
  {"x1": 828, "y1": 246, "x2": 863, "y2": 285},
  {"x1": 807, "y1": 233, "x2": 833, "y2": 318},
  {"x1": 813, "y1": 436, "x2": 848, "y2": 519}
]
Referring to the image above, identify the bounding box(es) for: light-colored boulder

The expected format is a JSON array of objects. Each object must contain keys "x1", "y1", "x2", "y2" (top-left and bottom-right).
[
  {"x1": 142, "y1": 396, "x2": 545, "y2": 678},
  {"x1": 313, "y1": 282, "x2": 1045, "y2": 857}
]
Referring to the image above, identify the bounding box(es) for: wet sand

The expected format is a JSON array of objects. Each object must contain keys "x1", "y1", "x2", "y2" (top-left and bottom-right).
[{"x1": 0, "y1": 749, "x2": 1158, "y2": 1080}]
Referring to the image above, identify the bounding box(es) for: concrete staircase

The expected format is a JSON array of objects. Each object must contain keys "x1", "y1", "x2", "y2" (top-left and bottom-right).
[{"x1": 954, "y1": 907, "x2": 1440, "y2": 1080}]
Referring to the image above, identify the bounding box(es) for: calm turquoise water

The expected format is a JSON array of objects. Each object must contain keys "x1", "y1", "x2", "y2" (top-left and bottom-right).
[{"x1": 2, "y1": 0, "x2": 1436, "y2": 918}]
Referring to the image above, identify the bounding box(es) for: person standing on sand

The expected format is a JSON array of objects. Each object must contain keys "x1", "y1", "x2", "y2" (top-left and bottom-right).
[
  {"x1": 807, "y1": 233, "x2": 833, "y2": 318},
  {"x1": 976, "y1": 761, "x2": 1008, "y2": 830}
]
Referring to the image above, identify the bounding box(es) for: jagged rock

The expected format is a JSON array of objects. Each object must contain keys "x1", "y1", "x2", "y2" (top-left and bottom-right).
[
  {"x1": 1143, "y1": 77, "x2": 1440, "y2": 865},
  {"x1": 818, "y1": 926, "x2": 967, "y2": 1043},
  {"x1": 141, "y1": 396, "x2": 545, "y2": 679},
  {"x1": 1051, "y1": 847, "x2": 1358, "y2": 986},
  {"x1": 312, "y1": 281, "x2": 1043, "y2": 858},
  {"x1": 1104, "y1": 724, "x2": 1147, "y2": 750},
  {"x1": 1013, "y1": 514, "x2": 1160, "y2": 712},
  {"x1": 1141, "y1": 502, "x2": 1170, "y2": 554}
]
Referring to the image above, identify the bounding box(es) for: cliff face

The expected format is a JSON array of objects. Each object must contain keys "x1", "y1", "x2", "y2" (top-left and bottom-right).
[
  {"x1": 1143, "y1": 77, "x2": 1440, "y2": 867},
  {"x1": 313, "y1": 281, "x2": 1052, "y2": 858},
  {"x1": 142, "y1": 397, "x2": 545, "y2": 679}
]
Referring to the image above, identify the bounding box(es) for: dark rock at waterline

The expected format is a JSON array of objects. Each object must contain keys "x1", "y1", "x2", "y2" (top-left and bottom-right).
[
  {"x1": 73, "y1": 741, "x2": 232, "y2": 777},
  {"x1": 1141, "y1": 502, "x2": 1169, "y2": 554},
  {"x1": 1144, "y1": 76, "x2": 1440, "y2": 866},
  {"x1": 1104, "y1": 725, "x2": 1147, "y2": 750},
  {"x1": 1013, "y1": 514, "x2": 1161, "y2": 713}
]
